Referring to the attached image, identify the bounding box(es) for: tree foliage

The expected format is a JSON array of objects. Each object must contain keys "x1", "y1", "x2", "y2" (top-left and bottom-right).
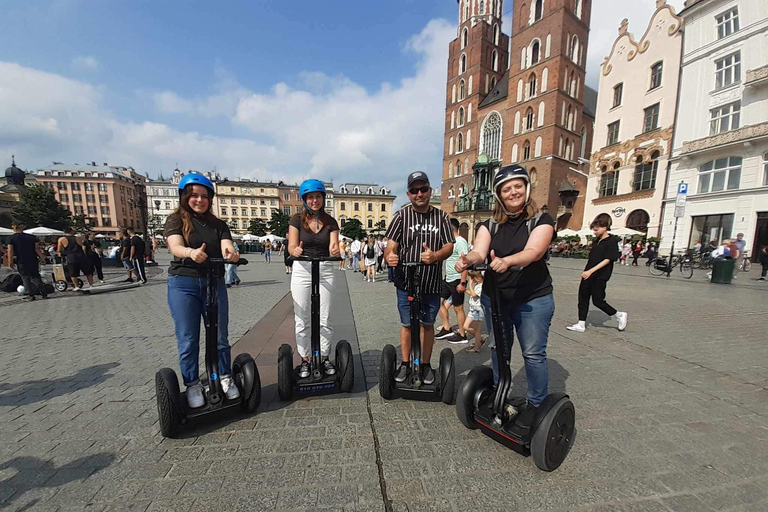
[
  {"x1": 340, "y1": 218, "x2": 367, "y2": 240},
  {"x1": 71, "y1": 214, "x2": 89, "y2": 234},
  {"x1": 248, "y1": 218, "x2": 268, "y2": 236},
  {"x1": 268, "y1": 210, "x2": 290, "y2": 238},
  {"x1": 12, "y1": 184, "x2": 72, "y2": 231}
]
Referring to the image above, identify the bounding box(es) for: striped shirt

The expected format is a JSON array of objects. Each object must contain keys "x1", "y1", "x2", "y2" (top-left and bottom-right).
[{"x1": 385, "y1": 205, "x2": 455, "y2": 294}]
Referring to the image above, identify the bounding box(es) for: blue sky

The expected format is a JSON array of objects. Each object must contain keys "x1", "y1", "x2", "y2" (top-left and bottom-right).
[{"x1": 0, "y1": 0, "x2": 681, "y2": 199}]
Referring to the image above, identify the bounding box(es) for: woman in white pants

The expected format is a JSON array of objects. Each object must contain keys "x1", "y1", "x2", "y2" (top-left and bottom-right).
[{"x1": 288, "y1": 179, "x2": 341, "y2": 379}]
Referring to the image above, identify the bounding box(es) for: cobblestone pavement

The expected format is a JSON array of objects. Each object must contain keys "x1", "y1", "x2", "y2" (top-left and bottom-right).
[{"x1": 1, "y1": 254, "x2": 767, "y2": 512}]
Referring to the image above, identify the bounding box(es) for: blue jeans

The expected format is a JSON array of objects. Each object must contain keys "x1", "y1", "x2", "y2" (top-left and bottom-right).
[
  {"x1": 396, "y1": 289, "x2": 441, "y2": 327},
  {"x1": 225, "y1": 263, "x2": 239, "y2": 285},
  {"x1": 481, "y1": 293, "x2": 554, "y2": 407},
  {"x1": 167, "y1": 274, "x2": 231, "y2": 386},
  {"x1": 264, "y1": 249, "x2": 271, "y2": 263},
  {"x1": 352, "y1": 253, "x2": 360, "y2": 271}
]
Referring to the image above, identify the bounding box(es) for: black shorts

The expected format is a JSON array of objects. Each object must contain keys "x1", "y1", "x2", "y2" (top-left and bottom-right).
[
  {"x1": 68, "y1": 257, "x2": 93, "y2": 278},
  {"x1": 440, "y1": 278, "x2": 465, "y2": 307}
]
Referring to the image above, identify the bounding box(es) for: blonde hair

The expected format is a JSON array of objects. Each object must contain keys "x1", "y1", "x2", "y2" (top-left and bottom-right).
[{"x1": 491, "y1": 198, "x2": 539, "y2": 223}]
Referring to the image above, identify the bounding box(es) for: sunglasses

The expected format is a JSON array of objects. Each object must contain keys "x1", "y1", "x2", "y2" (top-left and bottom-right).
[{"x1": 409, "y1": 186, "x2": 430, "y2": 195}]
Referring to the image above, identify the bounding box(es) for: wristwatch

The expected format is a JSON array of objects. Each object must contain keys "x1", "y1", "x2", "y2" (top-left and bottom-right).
[{"x1": 460, "y1": 281, "x2": 467, "y2": 286}]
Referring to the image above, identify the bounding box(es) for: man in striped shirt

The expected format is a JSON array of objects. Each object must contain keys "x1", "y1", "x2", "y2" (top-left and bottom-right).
[{"x1": 385, "y1": 172, "x2": 455, "y2": 385}]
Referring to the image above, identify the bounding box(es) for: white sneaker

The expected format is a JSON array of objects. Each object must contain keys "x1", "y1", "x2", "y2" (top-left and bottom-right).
[
  {"x1": 616, "y1": 312, "x2": 628, "y2": 331},
  {"x1": 221, "y1": 375, "x2": 240, "y2": 400},
  {"x1": 99, "y1": 280, "x2": 105, "y2": 284},
  {"x1": 186, "y1": 382, "x2": 205, "y2": 408},
  {"x1": 72, "y1": 286, "x2": 81, "y2": 292},
  {"x1": 566, "y1": 323, "x2": 585, "y2": 332}
]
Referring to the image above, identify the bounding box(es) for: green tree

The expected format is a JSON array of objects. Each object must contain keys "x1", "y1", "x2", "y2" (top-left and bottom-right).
[
  {"x1": 0, "y1": 212, "x2": 13, "y2": 228},
  {"x1": 248, "y1": 218, "x2": 268, "y2": 236},
  {"x1": 341, "y1": 218, "x2": 367, "y2": 240},
  {"x1": 370, "y1": 219, "x2": 387, "y2": 236},
  {"x1": 12, "y1": 184, "x2": 72, "y2": 231},
  {"x1": 147, "y1": 214, "x2": 164, "y2": 235},
  {"x1": 71, "y1": 214, "x2": 90, "y2": 233},
  {"x1": 268, "y1": 210, "x2": 290, "y2": 237}
]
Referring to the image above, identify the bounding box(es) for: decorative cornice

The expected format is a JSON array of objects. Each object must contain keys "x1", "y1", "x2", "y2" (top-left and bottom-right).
[
  {"x1": 745, "y1": 65, "x2": 768, "y2": 86},
  {"x1": 681, "y1": 122, "x2": 768, "y2": 155},
  {"x1": 590, "y1": 126, "x2": 674, "y2": 172},
  {"x1": 592, "y1": 189, "x2": 656, "y2": 205}
]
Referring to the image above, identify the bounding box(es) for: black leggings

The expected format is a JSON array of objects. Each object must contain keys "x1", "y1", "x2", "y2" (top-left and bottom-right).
[
  {"x1": 578, "y1": 278, "x2": 617, "y2": 321},
  {"x1": 762, "y1": 262, "x2": 768, "y2": 278},
  {"x1": 88, "y1": 253, "x2": 103, "y2": 281}
]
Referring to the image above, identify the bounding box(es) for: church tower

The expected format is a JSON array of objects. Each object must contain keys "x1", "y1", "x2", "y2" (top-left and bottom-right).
[
  {"x1": 502, "y1": 0, "x2": 592, "y2": 229},
  {"x1": 441, "y1": 0, "x2": 509, "y2": 237}
]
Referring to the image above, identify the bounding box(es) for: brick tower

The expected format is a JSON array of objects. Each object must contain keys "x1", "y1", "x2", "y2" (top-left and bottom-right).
[
  {"x1": 502, "y1": 0, "x2": 592, "y2": 229},
  {"x1": 441, "y1": 0, "x2": 509, "y2": 238}
]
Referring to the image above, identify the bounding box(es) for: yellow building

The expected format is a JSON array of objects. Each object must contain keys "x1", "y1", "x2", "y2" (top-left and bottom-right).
[
  {"x1": 334, "y1": 183, "x2": 396, "y2": 232},
  {"x1": 214, "y1": 179, "x2": 280, "y2": 234}
]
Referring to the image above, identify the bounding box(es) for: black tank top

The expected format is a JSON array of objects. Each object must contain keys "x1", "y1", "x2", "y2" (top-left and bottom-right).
[{"x1": 63, "y1": 235, "x2": 84, "y2": 263}]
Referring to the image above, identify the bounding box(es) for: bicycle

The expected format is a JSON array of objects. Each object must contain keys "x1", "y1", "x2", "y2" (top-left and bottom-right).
[
  {"x1": 739, "y1": 253, "x2": 752, "y2": 272},
  {"x1": 649, "y1": 253, "x2": 694, "y2": 279}
]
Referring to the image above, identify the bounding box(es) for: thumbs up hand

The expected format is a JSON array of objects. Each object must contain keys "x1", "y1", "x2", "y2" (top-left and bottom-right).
[
  {"x1": 190, "y1": 243, "x2": 208, "y2": 264},
  {"x1": 489, "y1": 249, "x2": 509, "y2": 273},
  {"x1": 420, "y1": 242, "x2": 437, "y2": 264},
  {"x1": 455, "y1": 253, "x2": 469, "y2": 273},
  {"x1": 293, "y1": 241, "x2": 304, "y2": 258}
]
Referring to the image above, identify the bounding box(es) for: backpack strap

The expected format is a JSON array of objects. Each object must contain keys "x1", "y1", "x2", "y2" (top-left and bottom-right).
[{"x1": 527, "y1": 212, "x2": 544, "y2": 236}]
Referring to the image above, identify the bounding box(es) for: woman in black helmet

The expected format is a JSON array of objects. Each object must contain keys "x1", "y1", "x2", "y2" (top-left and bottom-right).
[{"x1": 455, "y1": 164, "x2": 555, "y2": 428}]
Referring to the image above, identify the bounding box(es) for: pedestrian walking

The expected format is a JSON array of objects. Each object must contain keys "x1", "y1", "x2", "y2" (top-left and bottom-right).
[
  {"x1": 120, "y1": 230, "x2": 135, "y2": 282},
  {"x1": 165, "y1": 173, "x2": 241, "y2": 408},
  {"x1": 350, "y1": 237, "x2": 361, "y2": 272},
  {"x1": 364, "y1": 236, "x2": 377, "y2": 282},
  {"x1": 632, "y1": 241, "x2": 642, "y2": 266},
  {"x1": 284, "y1": 241, "x2": 294, "y2": 274},
  {"x1": 338, "y1": 240, "x2": 346, "y2": 270},
  {"x1": 644, "y1": 242, "x2": 657, "y2": 266},
  {"x1": 288, "y1": 179, "x2": 341, "y2": 378},
  {"x1": 128, "y1": 229, "x2": 148, "y2": 284},
  {"x1": 732, "y1": 233, "x2": 747, "y2": 278},
  {"x1": 385, "y1": 171, "x2": 455, "y2": 386},
  {"x1": 567, "y1": 213, "x2": 627, "y2": 333},
  {"x1": 375, "y1": 236, "x2": 385, "y2": 273},
  {"x1": 83, "y1": 233, "x2": 105, "y2": 283},
  {"x1": 225, "y1": 241, "x2": 242, "y2": 287},
  {"x1": 463, "y1": 270, "x2": 485, "y2": 353},
  {"x1": 760, "y1": 245, "x2": 768, "y2": 281},
  {"x1": 436, "y1": 217, "x2": 470, "y2": 344},
  {"x1": 57, "y1": 227, "x2": 95, "y2": 291},
  {"x1": 6, "y1": 223, "x2": 48, "y2": 301},
  {"x1": 621, "y1": 241, "x2": 632, "y2": 265},
  {"x1": 263, "y1": 239, "x2": 272, "y2": 263}
]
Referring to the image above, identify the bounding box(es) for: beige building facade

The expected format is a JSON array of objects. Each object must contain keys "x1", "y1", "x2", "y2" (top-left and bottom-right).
[
  {"x1": 584, "y1": 1, "x2": 683, "y2": 237},
  {"x1": 215, "y1": 179, "x2": 280, "y2": 234},
  {"x1": 335, "y1": 183, "x2": 396, "y2": 232}
]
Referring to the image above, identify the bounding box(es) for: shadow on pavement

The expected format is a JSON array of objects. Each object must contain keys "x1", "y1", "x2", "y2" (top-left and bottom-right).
[
  {"x1": 0, "y1": 362, "x2": 119, "y2": 407},
  {"x1": 512, "y1": 357, "x2": 570, "y2": 396},
  {"x1": 226, "y1": 280, "x2": 280, "y2": 289},
  {"x1": 0, "y1": 453, "x2": 116, "y2": 509}
]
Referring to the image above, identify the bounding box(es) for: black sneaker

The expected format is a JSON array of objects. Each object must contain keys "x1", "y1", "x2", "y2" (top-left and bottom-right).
[
  {"x1": 323, "y1": 359, "x2": 336, "y2": 376},
  {"x1": 760, "y1": 277, "x2": 766, "y2": 281},
  {"x1": 394, "y1": 364, "x2": 409, "y2": 383},
  {"x1": 422, "y1": 365, "x2": 435, "y2": 385},
  {"x1": 21, "y1": 296, "x2": 35, "y2": 302},
  {"x1": 446, "y1": 333, "x2": 468, "y2": 344},
  {"x1": 124, "y1": 278, "x2": 134, "y2": 283},
  {"x1": 435, "y1": 328, "x2": 454, "y2": 340},
  {"x1": 298, "y1": 361, "x2": 310, "y2": 379},
  {"x1": 514, "y1": 403, "x2": 538, "y2": 429}
]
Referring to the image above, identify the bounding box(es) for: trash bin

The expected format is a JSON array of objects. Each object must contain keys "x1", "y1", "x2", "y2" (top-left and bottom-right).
[{"x1": 711, "y1": 257, "x2": 735, "y2": 284}]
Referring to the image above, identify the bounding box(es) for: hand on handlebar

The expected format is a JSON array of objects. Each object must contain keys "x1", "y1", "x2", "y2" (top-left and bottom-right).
[
  {"x1": 330, "y1": 242, "x2": 340, "y2": 257},
  {"x1": 386, "y1": 251, "x2": 399, "y2": 267},
  {"x1": 488, "y1": 250, "x2": 509, "y2": 273},
  {"x1": 292, "y1": 241, "x2": 304, "y2": 258},
  {"x1": 223, "y1": 245, "x2": 240, "y2": 263},
  {"x1": 190, "y1": 243, "x2": 208, "y2": 264},
  {"x1": 420, "y1": 243, "x2": 437, "y2": 264}
]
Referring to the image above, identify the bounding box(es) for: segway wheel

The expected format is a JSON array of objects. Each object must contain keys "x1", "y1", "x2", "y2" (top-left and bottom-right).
[
  {"x1": 335, "y1": 340, "x2": 355, "y2": 393},
  {"x1": 277, "y1": 344, "x2": 294, "y2": 401},
  {"x1": 54, "y1": 280, "x2": 67, "y2": 292},
  {"x1": 155, "y1": 368, "x2": 181, "y2": 438},
  {"x1": 438, "y1": 348, "x2": 455, "y2": 405},
  {"x1": 233, "y1": 353, "x2": 261, "y2": 413},
  {"x1": 456, "y1": 366, "x2": 494, "y2": 429},
  {"x1": 378, "y1": 344, "x2": 397, "y2": 400},
  {"x1": 531, "y1": 398, "x2": 576, "y2": 472}
]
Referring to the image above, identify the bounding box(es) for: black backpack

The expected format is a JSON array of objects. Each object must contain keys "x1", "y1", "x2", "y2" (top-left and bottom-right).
[
  {"x1": 366, "y1": 245, "x2": 375, "y2": 259},
  {"x1": 1, "y1": 273, "x2": 23, "y2": 293},
  {"x1": 488, "y1": 213, "x2": 550, "y2": 262}
]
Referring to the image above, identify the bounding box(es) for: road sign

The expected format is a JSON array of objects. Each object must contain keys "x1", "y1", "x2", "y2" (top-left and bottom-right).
[
  {"x1": 678, "y1": 182, "x2": 688, "y2": 194},
  {"x1": 675, "y1": 205, "x2": 685, "y2": 218},
  {"x1": 675, "y1": 182, "x2": 688, "y2": 209}
]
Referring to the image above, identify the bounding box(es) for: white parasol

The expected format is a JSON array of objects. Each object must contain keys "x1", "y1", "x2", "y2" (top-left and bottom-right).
[
  {"x1": 0, "y1": 227, "x2": 14, "y2": 236},
  {"x1": 23, "y1": 227, "x2": 66, "y2": 237}
]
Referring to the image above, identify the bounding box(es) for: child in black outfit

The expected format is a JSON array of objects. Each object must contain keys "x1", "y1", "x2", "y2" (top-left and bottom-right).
[{"x1": 567, "y1": 213, "x2": 627, "y2": 333}]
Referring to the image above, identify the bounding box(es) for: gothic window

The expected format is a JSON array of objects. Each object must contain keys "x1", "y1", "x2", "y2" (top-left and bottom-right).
[
  {"x1": 458, "y1": 107, "x2": 465, "y2": 126},
  {"x1": 469, "y1": 75, "x2": 473, "y2": 94},
  {"x1": 534, "y1": 0, "x2": 543, "y2": 22},
  {"x1": 512, "y1": 143, "x2": 519, "y2": 162},
  {"x1": 534, "y1": 137, "x2": 542, "y2": 157},
  {"x1": 530, "y1": 168, "x2": 538, "y2": 187},
  {"x1": 457, "y1": 132, "x2": 464, "y2": 152},
  {"x1": 580, "y1": 126, "x2": 587, "y2": 158},
  {"x1": 451, "y1": 111, "x2": 455, "y2": 129},
  {"x1": 571, "y1": 36, "x2": 580, "y2": 64},
  {"x1": 448, "y1": 186, "x2": 455, "y2": 198},
  {"x1": 464, "y1": 1, "x2": 469, "y2": 21},
  {"x1": 523, "y1": 140, "x2": 531, "y2": 161},
  {"x1": 456, "y1": 160, "x2": 462, "y2": 176},
  {"x1": 481, "y1": 112, "x2": 502, "y2": 161},
  {"x1": 538, "y1": 101, "x2": 545, "y2": 127},
  {"x1": 528, "y1": 73, "x2": 537, "y2": 98},
  {"x1": 531, "y1": 41, "x2": 540, "y2": 65},
  {"x1": 460, "y1": 54, "x2": 467, "y2": 74},
  {"x1": 449, "y1": 137, "x2": 454, "y2": 154},
  {"x1": 449, "y1": 163, "x2": 454, "y2": 178},
  {"x1": 494, "y1": 24, "x2": 500, "y2": 45},
  {"x1": 492, "y1": 50, "x2": 499, "y2": 71},
  {"x1": 479, "y1": 0, "x2": 485, "y2": 14},
  {"x1": 564, "y1": 138, "x2": 571, "y2": 160},
  {"x1": 462, "y1": 28, "x2": 468, "y2": 49},
  {"x1": 575, "y1": 0, "x2": 582, "y2": 18},
  {"x1": 525, "y1": 107, "x2": 534, "y2": 131},
  {"x1": 491, "y1": 76, "x2": 497, "y2": 89},
  {"x1": 452, "y1": 84, "x2": 456, "y2": 103},
  {"x1": 459, "y1": 79, "x2": 466, "y2": 100}
]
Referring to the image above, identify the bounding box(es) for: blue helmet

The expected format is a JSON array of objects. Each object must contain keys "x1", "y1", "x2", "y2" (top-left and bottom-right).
[
  {"x1": 299, "y1": 179, "x2": 326, "y2": 200},
  {"x1": 178, "y1": 173, "x2": 215, "y2": 197}
]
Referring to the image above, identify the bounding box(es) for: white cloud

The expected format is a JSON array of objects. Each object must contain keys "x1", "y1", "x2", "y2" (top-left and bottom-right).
[
  {"x1": 585, "y1": 0, "x2": 685, "y2": 89},
  {"x1": 72, "y1": 56, "x2": 99, "y2": 70}
]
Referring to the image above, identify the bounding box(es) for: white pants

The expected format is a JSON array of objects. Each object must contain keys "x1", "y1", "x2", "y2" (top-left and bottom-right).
[{"x1": 290, "y1": 260, "x2": 335, "y2": 358}]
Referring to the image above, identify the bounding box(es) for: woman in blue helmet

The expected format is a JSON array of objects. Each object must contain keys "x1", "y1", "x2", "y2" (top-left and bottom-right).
[
  {"x1": 288, "y1": 179, "x2": 341, "y2": 378},
  {"x1": 164, "y1": 174, "x2": 241, "y2": 409}
]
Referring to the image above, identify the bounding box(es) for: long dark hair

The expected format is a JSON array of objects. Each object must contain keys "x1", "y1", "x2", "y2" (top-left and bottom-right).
[
  {"x1": 300, "y1": 200, "x2": 332, "y2": 232},
  {"x1": 172, "y1": 185, "x2": 218, "y2": 242}
]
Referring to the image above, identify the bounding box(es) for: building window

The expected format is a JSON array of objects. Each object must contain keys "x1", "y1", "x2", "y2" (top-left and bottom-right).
[
  {"x1": 340, "y1": 202, "x2": 346, "y2": 211},
  {"x1": 241, "y1": 198, "x2": 246, "y2": 204},
  {"x1": 231, "y1": 220, "x2": 238, "y2": 229},
  {"x1": 462, "y1": 28, "x2": 468, "y2": 49},
  {"x1": 525, "y1": 107, "x2": 534, "y2": 131},
  {"x1": 381, "y1": 203, "x2": 386, "y2": 212},
  {"x1": 85, "y1": 183, "x2": 94, "y2": 192},
  {"x1": 534, "y1": 0, "x2": 543, "y2": 22},
  {"x1": 479, "y1": 0, "x2": 485, "y2": 14},
  {"x1": 261, "y1": 208, "x2": 267, "y2": 216},
  {"x1": 643, "y1": 103, "x2": 660, "y2": 133},
  {"x1": 698, "y1": 157, "x2": 741, "y2": 194},
  {"x1": 528, "y1": 73, "x2": 537, "y2": 98},
  {"x1": 448, "y1": 186, "x2": 455, "y2": 199},
  {"x1": 633, "y1": 151, "x2": 659, "y2": 191},
  {"x1": 716, "y1": 8, "x2": 739, "y2": 39},
  {"x1": 531, "y1": 41, "x2": 540, "y2": 65},
  {"x1": 367, "y1": 203, "x2": 373, "y2": 211},
  {"x1": 599, "y1": 164, "x2": 619, "y2": 197},
  {"x1": 613, "y1": 83, "x2": 623, "y2": 108},
  {"x1": 99, "y1": 195, "x2": 108, "y2": 203},
  {"x1": 481, "y1": 112, "x2": 502, "y2": 161},
  {"x1": 460, "y1": 54, "x2": 467, "y2": 74},
  {"x1": 71, "y1": 183, "x2": 81, "y2": 191},
  {"x1": 73, "y1": 194, "x2": 83, "y2": 202},
  {"x1": 284, "y1": 193, "x2": 290, "y2": 200},
  {"x1": 492, "y1": 50, "x2": 499, "y2": 71},
  {"x1": 649, "y1": 61, "x2": 663, "y2": 90},
  {"x1": 283, "y1": 206, "x2": 291, "y2": 215},
  {"x1": 457, "y1": 132, "x2": 464, "y2": 152},
  {"x1": 494, "y1": 24, "x2": 500, "y2": 45},
  {"x1": 100, "y1": 206, "x2": 110, "y2": 215},
  {"x1": 260, "y1": 199, "x2": 265, "y2": 205},
  {"x1": 763, "y1": 153, "x2": 768, "y2": 186},
  {"x1": 87, "y1": 206, "x2": 97, "y2": 215},
  {"x1": 102, "y1": 218, "x2": 112, "y2": 227},
  {"x1": 607, "y1": 121, "x2": 620, "y2": 146},
  {"x1": 251, "y1": 198, "x2": 257, "y2": 204},
  {"x1": 354, "y1": 202, "x2": 359, "y2": 211},
  {"x1": 459, "y1": 80, "x2": 466, "y2": 100},
  {"x1": 715, "y1": 52, "x2": 740, "y2": 90},
  {"x1": 98, "y1": 183, "x2": 107, "y2": 192},
  {"x1": 710, "y1": 101, "x2": 741, "y2": 135},
  {"x1": 456, "y1": 160, "x2": 462, "y2": 176},
  {"x1": 570, "y1": 36, "x2": 580, "y2": 64},
  {"x1": 523, "y1": 141, "x2": 531, "y2": 161},
  {"x1": 458, "y1": 107, "x2": 465, "y2": 126},
  {"x1": 690, "y1": 214, "x2": 734, "y2": 249},
  {"x1": 86, "y1": 194, "x2": 95, "y2": 203}
]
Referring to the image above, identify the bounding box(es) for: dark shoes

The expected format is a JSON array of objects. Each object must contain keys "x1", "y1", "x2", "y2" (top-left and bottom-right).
[
  {"x1": 323, "y1": 359, "x2": 336, "y2": 376},
  {"x1": 435, "y1": 328, "x2": 454, "y2": 340},
  {"x1": 394, "y1": 364, "x2": 409, "y2": 383},
  {"x1": 422, "y1": 365, "x2": 435, "y2": 385},
  {"x1": 514, "y1": 403, "x2": 539, "y2": 429}
]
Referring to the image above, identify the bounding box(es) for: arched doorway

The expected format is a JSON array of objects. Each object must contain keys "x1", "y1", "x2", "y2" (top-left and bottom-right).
[
  {"x1": 626, "y1": 209, "x2": 650, "y2": 233},
  {"x1": 459, "y1": 222, "x2": 469, "y2": 241}
]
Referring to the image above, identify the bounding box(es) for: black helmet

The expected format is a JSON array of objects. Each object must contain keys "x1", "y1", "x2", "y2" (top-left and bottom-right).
[{"x1": 493, "y1": 164, "x2": 530, "y2": 214}]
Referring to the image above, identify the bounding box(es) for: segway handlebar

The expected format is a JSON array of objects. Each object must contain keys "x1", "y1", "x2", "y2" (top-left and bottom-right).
[
  {"x1": 207, "y1": 258, "x2": 249, "y2": 266},
  {"x1": 467, "y1": 263, "x2": 523, "y2": 273},
  {"x1": 400, "y1": 261, "x2": 439, "y2": 268},
  {"x1": 294, "y1": 256, "x2": 343, "y2": 262}
]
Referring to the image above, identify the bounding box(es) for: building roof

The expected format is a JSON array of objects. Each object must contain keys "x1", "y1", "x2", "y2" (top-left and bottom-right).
[
  {"x1": 4, "y1": 156, "x2": 25, "y2": 185},
  {"x1": 478, "y1": 70, "x2": 510, "y2": 109},
  {"x1": 558, "y1": 180, "x2": 579, "y2": 193},
  {"x1": 583, "y1": 86, "x2": 598, "y2": 119},
  {"x1": 216, "y1": 179, "x2": 280, "y2": 187}
]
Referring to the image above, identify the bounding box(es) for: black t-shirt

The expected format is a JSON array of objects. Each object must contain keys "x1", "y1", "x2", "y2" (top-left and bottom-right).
[
  {"x1": 130, "y1": 236, "x2": 146, "y2": 259},
  {"x1": 62, "y1": 235, "x2": 84, "y2": 263},
  {"x1": 385, "y1": 205, "x2": 455, "y2": 295},
  {"x1": 585, "y1": 234, "x2": 621, "y2": 280},
  {"x1": 288, "y1": 214, "x2": 339, "y2": 259},
  {"x1": 9, "y1": 233, "x2": 39, "y2": 267},
  {"x1": 481, "y1": 213, "x2": 555, "y2": 304},
  {"x1": 120, "y1": 238, "x2": 132, "y2": 260},
  {"x1": 164, "y1": 213, "x2": 232, "y2": 277}
]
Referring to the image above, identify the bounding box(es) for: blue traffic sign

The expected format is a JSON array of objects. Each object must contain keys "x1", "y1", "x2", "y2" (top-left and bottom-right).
[{"x1": 678, "y1": 182, "x2": 688, "y2": 194}]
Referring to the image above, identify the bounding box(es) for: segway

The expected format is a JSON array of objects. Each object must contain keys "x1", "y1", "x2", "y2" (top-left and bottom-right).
[
  {"x1": 277, "y1": 256, "x2": 355, "y2": 400},
  {"x1": 456, "y1": 264, "x2": 575, "y2": 471},
  {"x1": 379, "y1": 262, "x2": 455, "y2": 404},
  {"x1": 155, "y1": 258, "x2": 261, "y2": 438}
]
